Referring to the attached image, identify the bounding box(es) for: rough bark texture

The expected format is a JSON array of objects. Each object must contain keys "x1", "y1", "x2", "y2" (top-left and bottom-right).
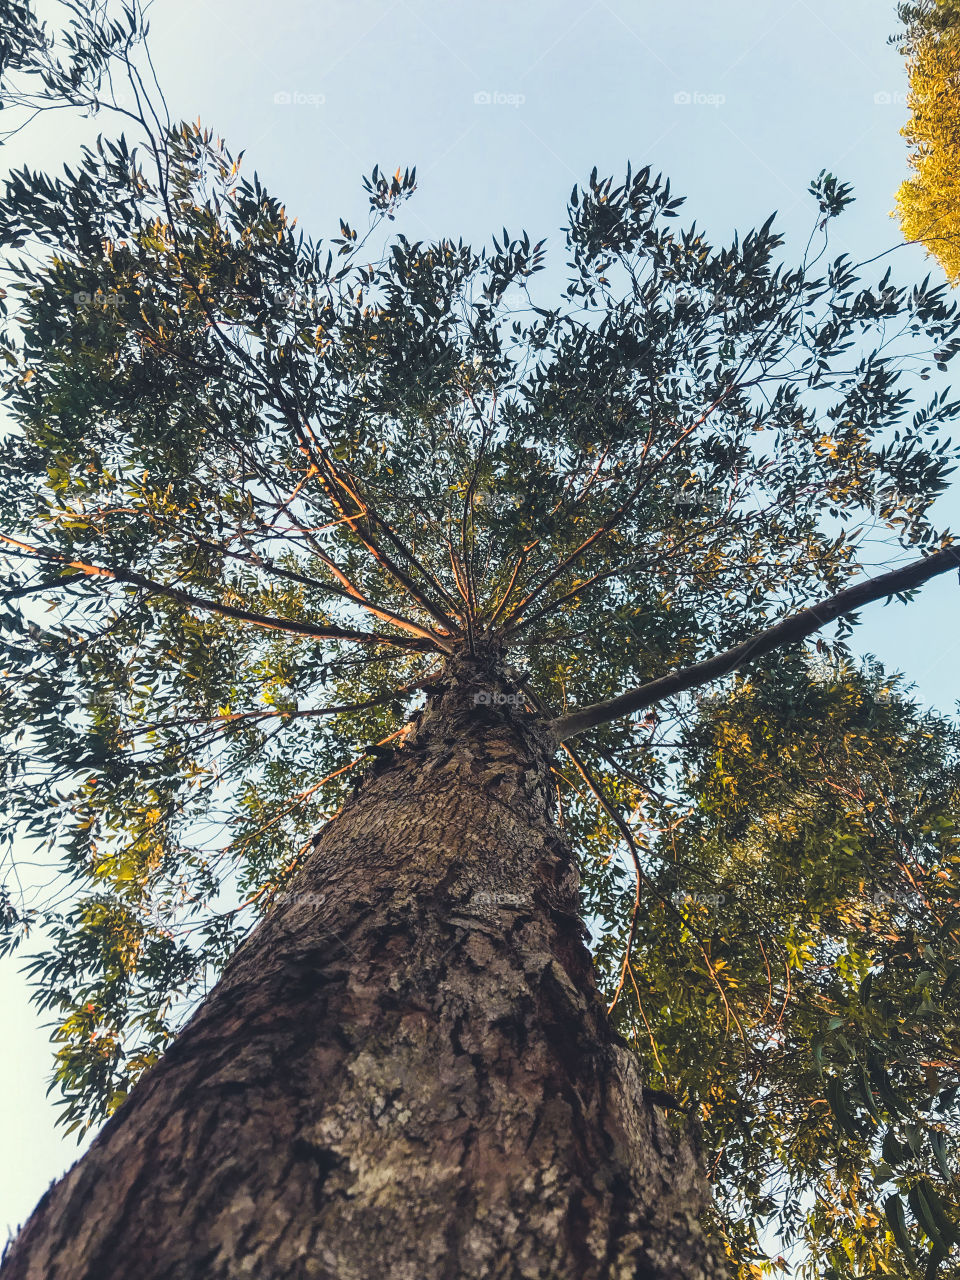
[{"x1": 2, "y1": 650, "x2": 730, "y2": 1279}]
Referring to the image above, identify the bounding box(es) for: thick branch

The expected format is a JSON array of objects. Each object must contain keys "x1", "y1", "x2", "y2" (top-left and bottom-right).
[{"x1": 550, "y1": 544, "x2": 960, "y2": 740}]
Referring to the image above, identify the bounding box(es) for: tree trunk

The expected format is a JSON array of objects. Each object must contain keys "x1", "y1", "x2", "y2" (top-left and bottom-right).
[{"x1": 1, "y1": 651, "x2": 730, "y2": 1280}]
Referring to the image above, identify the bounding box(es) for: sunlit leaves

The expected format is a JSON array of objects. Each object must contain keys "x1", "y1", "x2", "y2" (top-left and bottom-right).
[
  {"x1": 589, "y1": 655, "x2": 960, "y2": 1278},
  {"x1": 896, "y1": 1, "x2": 960, "y2": 284}
]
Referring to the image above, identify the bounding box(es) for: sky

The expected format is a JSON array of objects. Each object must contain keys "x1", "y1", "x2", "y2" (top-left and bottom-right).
[{"x1": 2, "y1": 0, "x2": 958, "y2": 1270}]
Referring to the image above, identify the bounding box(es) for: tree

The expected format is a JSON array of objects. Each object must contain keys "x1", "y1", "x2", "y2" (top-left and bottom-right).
[
  {"x1": 3, "y1": 7, "x2": 960, "y2": 1276},
  {"x1": 895, "y1": 0, "x2": 960, "y2": 284}
]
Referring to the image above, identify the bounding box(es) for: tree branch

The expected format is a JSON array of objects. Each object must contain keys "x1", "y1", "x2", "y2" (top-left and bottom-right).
[
  {"x1": 550, "y1": 544, "x2": 960, "y2": 740},
  {"x1": 115, "y1": 518, "x2": 449, "y2": 648},
  {"x1": 0, "y1": 535, "x2": 439, "y2": 652},
  {"x1": 499, "y1": 390, "x2": 733, "y2": 633}
]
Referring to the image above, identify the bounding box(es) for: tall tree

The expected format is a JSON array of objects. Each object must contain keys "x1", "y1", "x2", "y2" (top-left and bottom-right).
[
  {"x1": 3, "y1": 6, "x2": 960, "y2": 1276},
  {"x1": 895, "y1": 0, "x2": 960, "y2": 283}
]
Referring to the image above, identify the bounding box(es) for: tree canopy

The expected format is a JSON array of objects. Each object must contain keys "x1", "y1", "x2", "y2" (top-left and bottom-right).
[
  {"x1": 896, "y1": 0, "x2": 960, "y2": 284},
  {"x1": 3, "y1": 5, "x2": 960, "y2": 1277}
]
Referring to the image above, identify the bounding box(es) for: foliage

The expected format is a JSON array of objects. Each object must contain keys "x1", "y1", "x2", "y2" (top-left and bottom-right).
[
  {"x1": 895, "y1": 0, "x2": 960, "y2": 284},
  {"x1": 587, "y1": 655, "x2": 960, "y2": 1277},
  {"x1": 3, "y1": 8, "x2": 960, "y2": 1276},
  {"x1": 0, "y1": 0, "x2": 147, "y2": 124}
]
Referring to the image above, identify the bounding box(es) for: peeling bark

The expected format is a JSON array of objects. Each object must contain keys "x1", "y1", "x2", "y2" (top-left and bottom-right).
[{"x1": 2, "y1": 651, "x2": 730, "y2": 1280}]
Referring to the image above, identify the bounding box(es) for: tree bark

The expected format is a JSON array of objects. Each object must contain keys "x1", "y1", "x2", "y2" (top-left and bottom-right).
[{"x1": 1, "y1": 651, "x2": 730, "y2": 1280}]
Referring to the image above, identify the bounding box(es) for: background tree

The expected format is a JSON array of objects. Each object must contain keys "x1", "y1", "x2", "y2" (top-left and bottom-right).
[
  {"x1": 3, "y1": 5, "x2": 960, "y2": 1276},
  {"x1": 895, "y1": 0, "x2": 960, "y2": 284}
]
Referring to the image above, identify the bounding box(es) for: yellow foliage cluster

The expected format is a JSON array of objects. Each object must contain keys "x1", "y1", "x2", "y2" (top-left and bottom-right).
[{"x1": 896, "y1": 1, "x2": 960, "y2": 283}]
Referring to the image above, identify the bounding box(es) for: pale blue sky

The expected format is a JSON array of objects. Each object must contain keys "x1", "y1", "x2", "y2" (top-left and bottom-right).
[{"x1": 2, "y1": 1, "x2": 957, "y2": 1269}]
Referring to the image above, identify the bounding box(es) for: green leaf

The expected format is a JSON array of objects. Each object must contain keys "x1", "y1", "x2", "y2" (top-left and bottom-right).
[
  {"x1": 826, "y1": 1075, "x2": 863, "y2": 1141},
  {"x1": 885, "y1": 1193, "x2": 917, "y2": 1268},
  {"x1": 930, "y1": 1130, "x2": 954, "y2": 1184}
]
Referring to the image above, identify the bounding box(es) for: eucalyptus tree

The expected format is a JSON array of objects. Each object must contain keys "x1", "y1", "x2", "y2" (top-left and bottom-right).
[{"x1": 3, "y1": 6, "x2": 960, "y2": 1279}]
